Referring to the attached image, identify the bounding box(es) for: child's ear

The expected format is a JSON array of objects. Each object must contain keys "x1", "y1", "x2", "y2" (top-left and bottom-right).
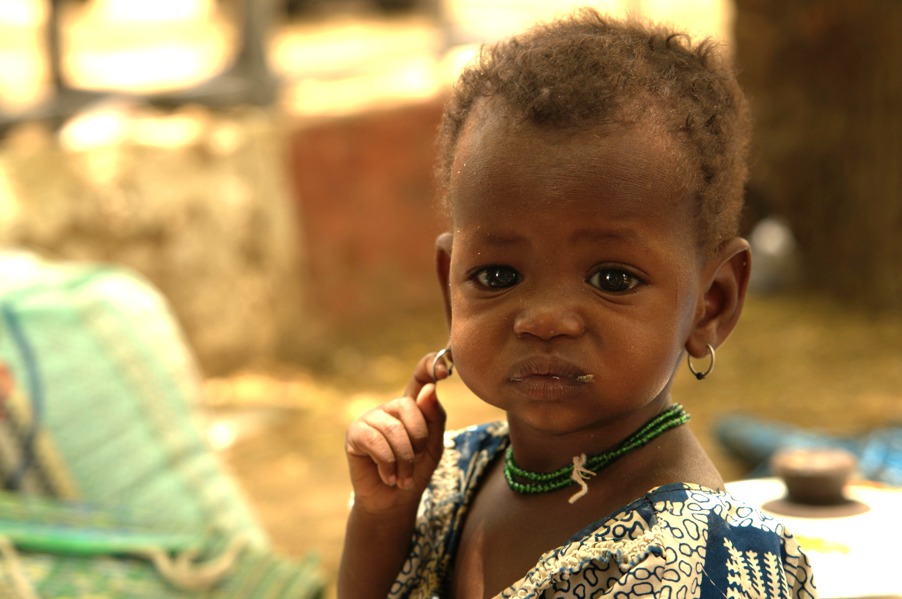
[
  {"x1": 435, "y1": 232, "x2": 454, "y2": 328},
  {"x1": 686, "y1": 237, "x2": 752, "y2": 358}
]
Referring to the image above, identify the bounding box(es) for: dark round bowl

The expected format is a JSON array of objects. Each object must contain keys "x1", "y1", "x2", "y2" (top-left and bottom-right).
[{"x1": 770, "y1": 447, "x2": 858, "y2": 506}]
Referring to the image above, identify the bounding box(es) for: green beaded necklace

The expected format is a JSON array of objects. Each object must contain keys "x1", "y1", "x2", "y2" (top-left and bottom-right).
[{"x1": 504, "y1": 404, "x2": 690, "y2": 500}]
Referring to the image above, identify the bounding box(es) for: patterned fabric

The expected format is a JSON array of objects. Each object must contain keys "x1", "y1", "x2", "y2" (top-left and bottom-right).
[{"x1": 391, "y1": 422, "x2": 818, "y2": 599}]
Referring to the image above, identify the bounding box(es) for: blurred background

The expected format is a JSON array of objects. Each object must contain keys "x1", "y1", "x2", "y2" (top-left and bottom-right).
[{"x1": 0, "y1": 0, "x2": 899, "y2": 595}]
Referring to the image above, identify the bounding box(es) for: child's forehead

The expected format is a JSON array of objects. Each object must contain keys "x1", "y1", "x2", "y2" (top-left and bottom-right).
[
  {"x1": 458, "y1": 97, "x2": 681, "y2": 164},
  {"x1": 450, "y1": 100, "x2": 692, "y2": 214}
]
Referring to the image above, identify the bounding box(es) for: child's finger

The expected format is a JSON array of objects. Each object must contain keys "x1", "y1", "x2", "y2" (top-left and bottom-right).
[
  {"x1": 415, "y1": 383, "x2": 440, "y2": 420},
  {"x1": 430, "y1": 350, "x2": 454, "y2": 382},
  {"x1": 404, "y1": 351, "x2": 451, "y2": 399},
  {"x1": 346, "y1": 419, "x2": 403, "y2": 487},
  {"x1": 383, "y1": 397, "x2": 430, "y2": 454},
  {"x1": 347, "y1": 409, "x2": 416, "y2": 486},
  {"x1": 381, "y1": 398, "x2": 431, "y2": 487}
]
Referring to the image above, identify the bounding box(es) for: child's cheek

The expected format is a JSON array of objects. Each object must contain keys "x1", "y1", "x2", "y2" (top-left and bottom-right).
[{"x1": 449, "y1": 320, "x2": 498, "y2": 392}]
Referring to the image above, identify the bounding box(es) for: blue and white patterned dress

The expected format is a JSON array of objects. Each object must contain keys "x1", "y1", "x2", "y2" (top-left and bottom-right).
[{"x1": 389, "y1": 422, "x2": 818, "y2": 599}]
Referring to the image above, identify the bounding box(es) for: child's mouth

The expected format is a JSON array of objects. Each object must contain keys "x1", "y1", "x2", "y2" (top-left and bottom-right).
[
  {"x1": 508, "y1": 357, "x2": 594, "y2": 399},
  {"x1": 509, "y1": 373, "x2": 594, "y2": 383}
]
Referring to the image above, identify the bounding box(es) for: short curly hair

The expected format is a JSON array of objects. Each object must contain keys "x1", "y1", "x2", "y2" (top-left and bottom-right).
[{"x1": 436, "y1": 9, "x2": 751, "y2": 252}]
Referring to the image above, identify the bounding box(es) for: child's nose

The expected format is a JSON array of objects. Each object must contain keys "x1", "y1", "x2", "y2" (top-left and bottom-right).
[{"x1": 513, "y1": 296, "x2": 585, "y2": 341}]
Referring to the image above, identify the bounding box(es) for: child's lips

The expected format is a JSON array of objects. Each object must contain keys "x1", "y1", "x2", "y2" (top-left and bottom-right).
[{"x1": 508, "y1": 356, "x2": 593, "y2": 399}]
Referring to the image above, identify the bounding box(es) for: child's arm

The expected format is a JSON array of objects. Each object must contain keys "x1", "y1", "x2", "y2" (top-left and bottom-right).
[{"x1": 337, "y1": 354, "x2": 448, "y2": 599}]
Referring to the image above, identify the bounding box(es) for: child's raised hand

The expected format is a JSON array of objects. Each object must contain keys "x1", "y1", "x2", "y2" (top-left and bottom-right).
[{"x1": 345, "y1": 352, "x2": 449, "y2": 513}]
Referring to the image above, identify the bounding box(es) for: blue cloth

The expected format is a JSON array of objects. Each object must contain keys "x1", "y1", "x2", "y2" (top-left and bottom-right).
[
  {"x1": 715, "y1": 414, "x2": 902, "y2": 485},
  {"x1": 391, "y1": 422, "x2": 818, "y2": 598}
]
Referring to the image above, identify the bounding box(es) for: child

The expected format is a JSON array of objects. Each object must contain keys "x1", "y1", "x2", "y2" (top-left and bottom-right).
[{"x1": 340, "y1": 9, "x2": 817, "y2": 599}]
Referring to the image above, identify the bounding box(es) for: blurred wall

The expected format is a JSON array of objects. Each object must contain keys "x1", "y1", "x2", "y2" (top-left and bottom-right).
[
  {"x1": 287, "y1": 98, "x2": 448, "y2": 362},
  {"x1": 0, "y1": 109, "x2": 307, "y2": 376},
  {"x1": 734, "y1": 0, "x2": 902, "y2": 310}
]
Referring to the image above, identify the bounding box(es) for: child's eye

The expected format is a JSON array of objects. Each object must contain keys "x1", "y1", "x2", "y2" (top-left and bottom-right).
[
  {"x1": 587, "y1": 268, "x2": 641, "y2": 293},
  {"x1": 473, "y1": 266, "x2": 521, "y2": 290}
]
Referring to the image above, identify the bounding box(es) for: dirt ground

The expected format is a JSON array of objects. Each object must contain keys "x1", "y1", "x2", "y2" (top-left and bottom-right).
[{"x1": 211, "y1": 292, "x2": 902, "y2": 597}]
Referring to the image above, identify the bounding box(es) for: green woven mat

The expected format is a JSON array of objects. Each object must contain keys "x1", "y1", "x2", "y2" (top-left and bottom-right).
[
  {"x1": 0, "y1": 253, "x2": 325, "y2": 597},
  {"x1": 0, "y1": 492, "x2": 200, "y2": 556},
  {"x1": 0, "y1": 252, "x2": 265, "y2": 544},
  {"x1": 0, "y1": 491, "x2": 324, "y2": 598}
]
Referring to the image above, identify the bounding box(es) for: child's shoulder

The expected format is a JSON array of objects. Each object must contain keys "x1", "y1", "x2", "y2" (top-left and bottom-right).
[
  {"x1": 639, "y1": 482, "x2": 784, "y2": 533},
  {"x1": 579, "y1": 482, "x2": 810, "y2": 577},
  {"x1": 516, "y1": 484, "x2": 816, "y2": 598}
]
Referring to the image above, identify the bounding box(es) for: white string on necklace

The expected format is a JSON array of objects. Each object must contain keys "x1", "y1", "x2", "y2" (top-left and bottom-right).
[{"x1": 568, "y1": 453, "x2": 596, "y2": 504}]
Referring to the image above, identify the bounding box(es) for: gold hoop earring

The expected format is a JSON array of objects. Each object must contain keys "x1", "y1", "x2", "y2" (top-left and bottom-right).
[
  {"x1": 688, "y1": 344, "x2": 715, "y2": 380},
  {"x1": 432, "y1": 348, "x2": 454, "y2": 381}
]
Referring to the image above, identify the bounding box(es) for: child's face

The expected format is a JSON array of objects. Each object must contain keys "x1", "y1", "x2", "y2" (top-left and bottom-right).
[{"x1": 441, "y1": 104, "x2": 707, "y2": 434}]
